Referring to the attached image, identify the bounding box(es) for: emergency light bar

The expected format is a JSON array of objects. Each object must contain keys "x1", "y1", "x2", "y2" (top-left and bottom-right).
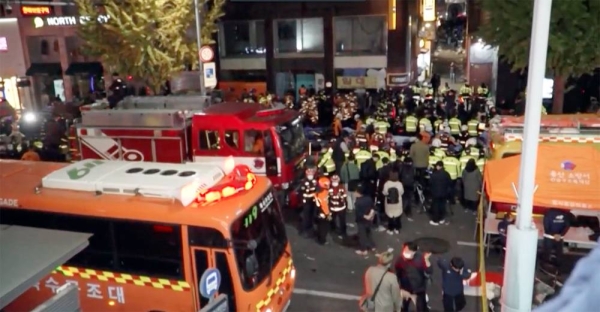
[{"x1": 197, "y1": 164, "x2": 257, "y2": 204}]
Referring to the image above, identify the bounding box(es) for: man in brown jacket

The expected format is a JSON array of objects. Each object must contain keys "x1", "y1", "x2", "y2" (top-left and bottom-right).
[{"x1": 409, "y1": 133, "x2": 430, "y2": 185}]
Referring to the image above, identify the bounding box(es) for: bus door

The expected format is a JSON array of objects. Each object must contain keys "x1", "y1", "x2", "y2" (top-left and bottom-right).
[
  {"x1": 209, "y1": 250, "x2": 238, "y2": 310},
  {"x1": 263, "y1": 130, "x2": 278, "y2": 177},
  {"x1": 191, "y1": 247, "x2": 213, "y2": 309}
]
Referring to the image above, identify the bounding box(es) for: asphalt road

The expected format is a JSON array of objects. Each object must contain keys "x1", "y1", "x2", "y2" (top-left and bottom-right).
[{"x1": 283, "y1": 205, "x2": 489, "y2": 312}]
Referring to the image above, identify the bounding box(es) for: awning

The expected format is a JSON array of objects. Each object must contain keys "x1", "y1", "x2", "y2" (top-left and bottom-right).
[
  {"x1": 25, "y1": 63, "x2": 63, "y2": 76},
  {"x1": 65, "y1": 62, "x2": 104, "y2": 76},
  {"x1": 0, "y1": 225, "x2": 91, "y2": 309},
  {"x1": 484, "y1": 144, "x2": 600, "y2": 210}
]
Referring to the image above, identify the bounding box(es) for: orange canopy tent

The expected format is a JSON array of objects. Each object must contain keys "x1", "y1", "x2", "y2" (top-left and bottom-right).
[{"x1": 484, "y1": 145, "x2": 600, "y2": 210}]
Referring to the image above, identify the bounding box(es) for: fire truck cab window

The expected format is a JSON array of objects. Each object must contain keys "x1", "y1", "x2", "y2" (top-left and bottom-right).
[
  {"x1": 113, "y1": 221, "x2": 183, "y2": 279},
  {"x1": 244, "y1": 130, "x2": 263, "y2": 154},
  {"x1": 224, "y1": 130, "x2": 239, "y2": 149},
  {"x1": 199, "y1": 130, "x2": 220, "y2": 150}
]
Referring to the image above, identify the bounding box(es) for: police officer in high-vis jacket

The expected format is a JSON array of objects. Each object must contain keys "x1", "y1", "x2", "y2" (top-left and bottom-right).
[{"x1": 405, "y1": 114, "x2": 419, "y2": 135}]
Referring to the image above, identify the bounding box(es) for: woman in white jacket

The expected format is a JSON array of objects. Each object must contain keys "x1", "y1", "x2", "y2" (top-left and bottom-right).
[{"x1": 382, "y1": 171, "x2": 404, "y2": 235}]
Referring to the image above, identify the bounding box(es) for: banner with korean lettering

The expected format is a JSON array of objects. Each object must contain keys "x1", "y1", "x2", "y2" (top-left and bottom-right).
[
  {"x1": 336, "y1": 76, "x2": 378, "y2": 90},
  {"x1": 484, "y1": 145, "x2": 600, "y2": 210}
]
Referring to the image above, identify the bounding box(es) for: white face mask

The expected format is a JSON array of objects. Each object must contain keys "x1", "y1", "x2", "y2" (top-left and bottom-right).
[
  {"x1": 403, "y1": 252, "x2": 414, "y2": 259},
  {"x1": 332, "y1": 182, "x2": 339, "y2": 187},
  {"x1": 307, "y1": 175, "x2": 314, "y2": 180}
]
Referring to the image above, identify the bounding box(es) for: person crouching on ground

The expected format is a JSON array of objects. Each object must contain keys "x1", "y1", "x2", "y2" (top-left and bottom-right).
[
  {"x1": 382, "y1": 171, "x2": 404, "y2": 235},
  {"x1": 360, "y1": 250, "x2": 403, "y2": 312}
]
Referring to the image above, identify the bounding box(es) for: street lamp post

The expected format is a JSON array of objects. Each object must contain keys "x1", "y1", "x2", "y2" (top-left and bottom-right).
[
  {"x1": 194, "y1": 0, "x2": 206, "y2": 96},
  {"x1": 501, "y1": 0, "x2": 553, "y2": 311}
]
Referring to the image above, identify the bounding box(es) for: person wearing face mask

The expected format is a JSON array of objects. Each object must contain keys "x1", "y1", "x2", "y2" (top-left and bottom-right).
[
  {"x1": 394, "y1": 242, "x2": 432, "y2": 312},
  {"x1": 329, "y1": 175, "x2": 348, "y2": 238},
  {"x1": 437, "y1": 257, "x2": 473, "y2": 312},
  {"x1": 299, "y1": 167, "x2": 318, "y2": 238}
]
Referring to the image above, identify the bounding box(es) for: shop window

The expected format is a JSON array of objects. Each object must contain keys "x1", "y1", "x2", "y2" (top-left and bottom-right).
[
  {"x1": 224, "y1": 130, "x2": 240, "y2": 149},
  {"x1": 274, "y1": 18, "x2": 324, "y2": 54},
  {"x1": 334, "y1": 15, "x2": 387, "y2": 55},
  {"x1": 198, "y1": 130, "x2": 220, "y2": 150},
  {"x1": 244, "y1": 129, "x2": 263, "y2": 154},
  {"x1": 220, "y1": 20, "x2": 266, "y2": 57},
  {"x1": 113, "y1": 221, "x2": 183, "y2": 279}
]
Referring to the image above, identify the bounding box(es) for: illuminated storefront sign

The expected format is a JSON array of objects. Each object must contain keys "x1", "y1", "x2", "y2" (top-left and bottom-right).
[
  {"x1": 422, "y1": 0, "x2": 436, "y2": 22},
  {"x1": 33, "y1": 15, "x2": 110, "y2": 28},
  {"x1": 21, "y1": 5, "x2": 52, "y2": 16}
]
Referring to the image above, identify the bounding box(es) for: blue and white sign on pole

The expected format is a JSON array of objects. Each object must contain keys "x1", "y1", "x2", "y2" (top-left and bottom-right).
[
  {"x1": 199, "y1": 268, "x2": 221, "y2": 299},
  {"x1": 203, "y1": 62, "x2": 218, "y2": 88}
]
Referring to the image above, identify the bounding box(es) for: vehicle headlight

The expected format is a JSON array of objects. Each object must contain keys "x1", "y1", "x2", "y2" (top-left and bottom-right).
[
  {"x1": 282, "y1": 183, "x2": 289, "y2": 190},
  {"x1": 23, "y1": 112, "x2": 36, "y2": 123}
]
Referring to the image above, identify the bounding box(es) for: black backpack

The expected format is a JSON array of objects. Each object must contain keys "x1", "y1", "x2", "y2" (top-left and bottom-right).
[{"x1": 387, "y1": 187, "x2": 400, "y2": 204}]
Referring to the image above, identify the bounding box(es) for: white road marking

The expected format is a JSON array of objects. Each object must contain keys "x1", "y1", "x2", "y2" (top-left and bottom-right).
[
  {"x1": 293, "y1": 288, "x2": 361, "y2": 301},
  {"x1": 456, "y1": 241, "x2": 480, "y2": 247}
]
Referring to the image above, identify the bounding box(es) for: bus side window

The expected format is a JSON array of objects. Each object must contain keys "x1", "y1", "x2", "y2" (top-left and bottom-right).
[
  {"x1": 214, "y1": 251, "x2": 237, "y2": 310},
  {"x1": 199, "y1": 130, "x2": 220, "y2": 150},
  {"x1": 113, "y1": 221, "x2": 184, "y2": 279},
  {"x1": 0, "y1": 208, "x2": 117, "y2": 271},
  {"x1": 224, "y1": 130, "x2": 240, "y2": 150},
  {"x1": 193, "y1": 249, "x2": 210, "y2": 308}
]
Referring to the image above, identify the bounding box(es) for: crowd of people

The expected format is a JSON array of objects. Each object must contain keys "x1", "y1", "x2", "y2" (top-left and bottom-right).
[{"x1": 290, "y1": 79, "x2": 498, "y2": 311}]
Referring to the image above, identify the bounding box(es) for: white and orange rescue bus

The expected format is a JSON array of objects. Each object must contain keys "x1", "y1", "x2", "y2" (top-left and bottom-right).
[{"x1": 0, "y1": 158, "x2": 295, "y2": 312}]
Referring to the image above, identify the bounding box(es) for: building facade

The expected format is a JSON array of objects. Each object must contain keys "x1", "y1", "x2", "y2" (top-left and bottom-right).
[
  {"x1": 216, "y1": 0, "x2": 421, "y2": 96},
  {"x1": 0, "y1": 3, "x2": 104, "y2": 109}
]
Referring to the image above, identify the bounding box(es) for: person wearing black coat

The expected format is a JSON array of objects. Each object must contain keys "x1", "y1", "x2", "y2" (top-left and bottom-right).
[
  {"x1": 360, "y1": 152, "x2": 379, "y2": 199},
  {"x1": 429, "y1": 161, "x2": 452, "y2": 226}
]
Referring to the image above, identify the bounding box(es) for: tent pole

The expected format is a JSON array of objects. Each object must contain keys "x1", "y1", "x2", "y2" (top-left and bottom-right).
[{"x1": 502, "y1": 0, "x2": 553, "y2": 311}]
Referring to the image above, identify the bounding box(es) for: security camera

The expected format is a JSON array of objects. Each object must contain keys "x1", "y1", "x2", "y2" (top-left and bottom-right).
[{"x1": 4, "y1": 4, "x2": 12, "y2": 15}]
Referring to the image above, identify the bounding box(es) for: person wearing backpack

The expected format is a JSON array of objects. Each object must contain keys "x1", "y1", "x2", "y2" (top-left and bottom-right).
[
  {"x1": 399, "y1": 157, "x2": 416, "y2": 221},
  {"x1": 382, "y1": 171, "x2": 404, "y2": 235},
  {"x1": 360, "y1": 250, "x2": 403, "y2": 312}
]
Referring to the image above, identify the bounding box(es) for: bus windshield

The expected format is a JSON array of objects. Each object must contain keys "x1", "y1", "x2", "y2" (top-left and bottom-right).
[
  {"x1": 231, "y1": 190, "x2": 288, "y2": 291},
  {"x1": 276, "y1": 119, "x2": 306, "y2": 163}
]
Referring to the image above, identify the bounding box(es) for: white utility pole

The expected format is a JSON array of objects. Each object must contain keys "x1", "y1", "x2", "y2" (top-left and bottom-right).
[{"x1": 501, "y1": 0, "x2": 553, "y2": 311}]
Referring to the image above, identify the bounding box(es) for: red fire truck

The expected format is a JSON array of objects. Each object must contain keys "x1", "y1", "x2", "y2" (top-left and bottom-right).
[{"x1": 71, "y1": 96, "x2": 308, "y2": 195}]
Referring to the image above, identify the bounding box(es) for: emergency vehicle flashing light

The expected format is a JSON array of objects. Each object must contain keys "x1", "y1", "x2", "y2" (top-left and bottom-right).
[{"x1": 196, "y1": 164, "x2": 258, "y2": 204}]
